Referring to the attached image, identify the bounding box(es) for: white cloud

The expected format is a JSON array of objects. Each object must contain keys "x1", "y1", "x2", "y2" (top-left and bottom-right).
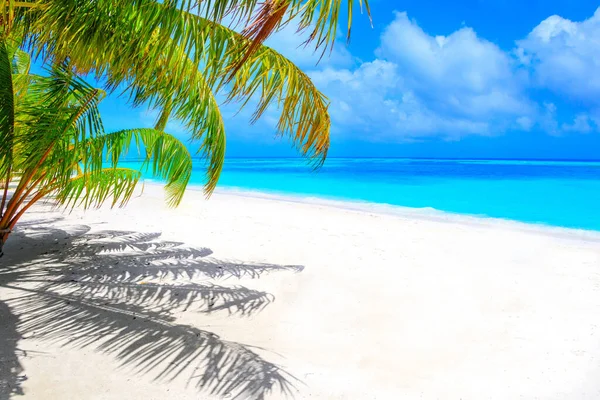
[
  {"x1": 517, "y1": 116, "x2": 534, "y2": 131},
  {"x1": 310, "y1": 61, "x2": 512, "y2": 140},
  {"x1": 211, "y1": 8, "x2": 600, "y2": 142},
  {"x1": 310, "y1": 12, "x2": 534, "y2": 140},
  {"x1": 309, "y1": 60, "x2": 402, "y2": 135},
  {"x1": 562, "y1": 113, "x2": 594, "y2": 134},
  {"x1": 380, "y1": 12, "x2": 536, "y2": 120},
  {"x1": 517, "y1": 8, "x2": 600, "y2": 104}
]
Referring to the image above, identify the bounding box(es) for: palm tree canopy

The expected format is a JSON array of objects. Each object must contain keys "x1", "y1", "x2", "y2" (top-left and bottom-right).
[
  {"x1": 2, "y1": 0, "x2": 371, "y2": 194},
  {"x1": 0, "y1": 35, "x2": 194, "y2": 240}
]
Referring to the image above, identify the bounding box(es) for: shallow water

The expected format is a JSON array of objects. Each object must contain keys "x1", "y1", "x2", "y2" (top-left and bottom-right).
[{"x1": 127, "y1": 158, "x2": 600, "y2": 231}]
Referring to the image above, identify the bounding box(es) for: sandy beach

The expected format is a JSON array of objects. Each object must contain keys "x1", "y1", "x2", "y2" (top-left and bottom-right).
[{"x1": 1, "y1": 183, "x2": 600, "y2": 400}]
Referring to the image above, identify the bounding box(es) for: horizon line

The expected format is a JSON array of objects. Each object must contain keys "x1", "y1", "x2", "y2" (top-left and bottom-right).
[
  {"x1": 217, "y1": 156, "x2": 600, "y2": 162},
  {"x1": 118, "y1": 156, "x2": 600, "y2": 162}
]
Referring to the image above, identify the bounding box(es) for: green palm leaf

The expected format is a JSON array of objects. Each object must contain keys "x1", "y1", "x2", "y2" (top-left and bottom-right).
[
  {"x1": 163, "y1": 0, "x2": 371, "y2": 54},
  {"x1": 11, "y1": 47, "x2": 29, "y2": 74},
  {"x1": 84, "y1": 128, "x2": 193, "y2": 207},
  {"x1": 23, "y1": 0, "x2": 336, "y2": 182},
  {"x1": 1, "y1": 55, "x2": 195, "y2": 250},
  {"x1": 54, "y1": 167, "x2": 142, "y2": 209},
  {"x1": 1, "y1": 0, "x2": 373, "y2": 255},
  {"x1": 14, "y1": 64, "x2": 105, "y2": 193},
  {"x1": 0, "y1": 36, "x2": 15, "y2": 179}
]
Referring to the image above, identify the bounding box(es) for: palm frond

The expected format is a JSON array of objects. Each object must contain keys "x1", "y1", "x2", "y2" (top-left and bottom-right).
[
  {"x1": 84, "y1": 128, "x2": 193, "y2": 206},
  {"x1": 221, "y1": 31, "x2": 330, "y2": 164},
  {"x1": 54, "y1": 167, "x2": 142, "y2": 209},
  {"x1": 1, "y1": 0, "x2": 371, "y2": 236},
  {"x1": 15, "y1": 64, "x2": 105, "y2": 191},
  {"x1": 0, "y1": 36, "x2": 15, "y2": 179},
  {"x1": 11, "y1": 47, "x2": 30, "y2": 74},
  {"x1": 177, "y1": 0, "x2": 371, "y2": 53},
  {"x1": 25, "y1": 0, "x2": 331, "y2": 172},
  {"x1": 121, "y1": 43, "x2": 226, "y2": 195}
]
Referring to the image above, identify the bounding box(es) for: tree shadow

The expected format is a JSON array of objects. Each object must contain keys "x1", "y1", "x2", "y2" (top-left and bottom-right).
[
  {"x1": 0, "y1": 222, "x2": 303, "y2": 399},
  {"x1": 0, "y1": 301, "x2": 25, "y2": 400}
]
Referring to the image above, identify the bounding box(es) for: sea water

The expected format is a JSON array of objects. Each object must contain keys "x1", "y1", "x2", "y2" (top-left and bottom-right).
[{"x1": 130, "y1": 158, "x2": 600, "y2": 231}]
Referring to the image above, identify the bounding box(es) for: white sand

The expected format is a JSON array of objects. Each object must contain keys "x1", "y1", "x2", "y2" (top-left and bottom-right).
[{"x1": 1, "y1": 183, "x2": 600, "y2": 399}]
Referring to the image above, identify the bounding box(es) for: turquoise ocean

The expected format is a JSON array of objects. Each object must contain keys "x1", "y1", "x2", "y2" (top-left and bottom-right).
[{"x1": 131, "y1": 158, "x2": 600, "y2": 231}]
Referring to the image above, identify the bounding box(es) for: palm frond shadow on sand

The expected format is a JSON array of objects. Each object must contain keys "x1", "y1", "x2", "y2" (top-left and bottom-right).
[{"x1": 0, "y1": 220, "x2": 303, "y2": 400}]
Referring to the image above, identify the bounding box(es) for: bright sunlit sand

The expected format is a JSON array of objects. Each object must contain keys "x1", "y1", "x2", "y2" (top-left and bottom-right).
[
  {"x1": 1, "y1": 183, "x2": 600, "y2": 399},
  {"x1": 4, "y1": 1, "x2": 600, "y2": 399}
]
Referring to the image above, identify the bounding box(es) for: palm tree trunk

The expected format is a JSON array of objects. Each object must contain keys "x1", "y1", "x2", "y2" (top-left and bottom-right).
[
  {"x1": 0, "y1": 167, "x2": 11, "y2": 217},
  {"x1": 0, "y1": 229, "x2": 9, "y2": 258}
]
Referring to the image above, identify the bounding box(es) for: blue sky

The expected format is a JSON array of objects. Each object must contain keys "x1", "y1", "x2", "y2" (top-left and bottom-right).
[{"x1": 99, "y1": 0, "x2": 600, "y2": 160}]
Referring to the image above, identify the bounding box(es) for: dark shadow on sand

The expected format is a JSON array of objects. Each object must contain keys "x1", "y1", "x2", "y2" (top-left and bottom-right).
[
  {"x1": 0, "y1": 301, "x2": 25, "y2": 400},
  {"x1": 0, "y1": 221, "x2": 303, "y2": 399}
]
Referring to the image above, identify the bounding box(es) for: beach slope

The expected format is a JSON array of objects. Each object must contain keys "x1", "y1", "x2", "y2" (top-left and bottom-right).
[{"x1": 1, "y1": 184, "x2": 600, "y2": 399}]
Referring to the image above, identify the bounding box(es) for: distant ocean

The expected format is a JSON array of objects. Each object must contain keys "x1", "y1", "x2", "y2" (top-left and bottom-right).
[{"x1": 131, "y1": 158, "x2": 600, "y2": 231}]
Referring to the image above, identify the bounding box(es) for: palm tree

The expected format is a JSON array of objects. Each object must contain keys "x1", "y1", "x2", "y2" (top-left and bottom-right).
[
  {"x1": 0, "y1": 0, "x2": 372, "y2": 254},
  {"x1": 0, "y1": 36, "x2": 193, "y2": 256},
  {"x1": 2, "y1": 0, "x2": 371, "y2": 191}
]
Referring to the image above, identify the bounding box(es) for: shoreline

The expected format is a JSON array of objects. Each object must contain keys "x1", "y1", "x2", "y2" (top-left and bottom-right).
[{"x1": 167, "y1": 181, "x2": 600, "y2": 242}]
